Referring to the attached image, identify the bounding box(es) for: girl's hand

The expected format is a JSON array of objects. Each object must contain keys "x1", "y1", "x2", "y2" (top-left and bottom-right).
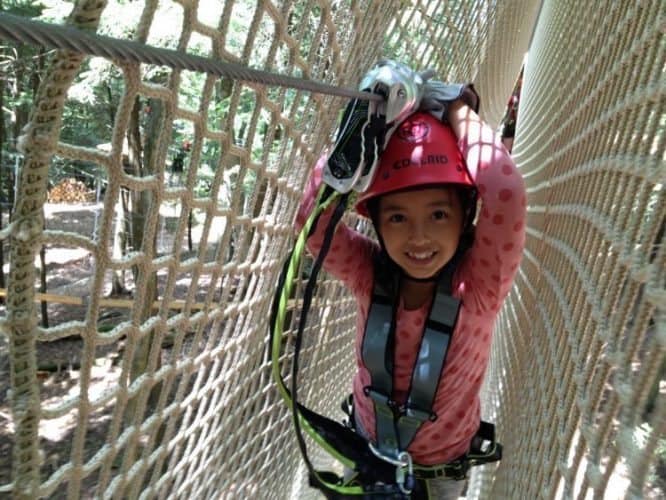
[{"x1": 420, "y1": 81, "x2": 480, "y2": 122}]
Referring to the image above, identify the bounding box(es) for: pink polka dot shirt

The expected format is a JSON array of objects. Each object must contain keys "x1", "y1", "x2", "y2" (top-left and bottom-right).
[{"x1": 295, "y1": 123, "x2": 526, "y2": 466}]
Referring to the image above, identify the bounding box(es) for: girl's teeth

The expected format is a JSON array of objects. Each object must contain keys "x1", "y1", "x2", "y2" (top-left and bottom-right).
[{"x1": 408, "y1": 252, "x2": 433, "y2": 259}]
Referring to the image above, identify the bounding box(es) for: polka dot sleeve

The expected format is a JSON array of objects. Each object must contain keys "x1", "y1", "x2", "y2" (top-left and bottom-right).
[
  {"x1": 457, "y1": 128, "x2": 526, "y2": 312},
  {"x1": 294, "y1": 155, "x2": 377, "y2": 296}
]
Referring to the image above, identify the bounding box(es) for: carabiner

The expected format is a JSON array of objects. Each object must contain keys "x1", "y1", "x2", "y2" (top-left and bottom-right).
[
  {"x1": 395, "y1": 450, "x2": 414, "y2": 495},
  {"x1": 353, "y1": 60, "x2": 425, "y2": 193},
  {"x1": 359, "y1": 60, "x2": 424, "y2": 128},
  {"x1": 368, "y1": 443, "x2": 414, "y2": 495}
]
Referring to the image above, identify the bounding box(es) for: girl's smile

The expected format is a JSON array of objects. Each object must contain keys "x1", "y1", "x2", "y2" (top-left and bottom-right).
[{"x1": 406, "y1": 250, "x2": 436, "y2": 260}]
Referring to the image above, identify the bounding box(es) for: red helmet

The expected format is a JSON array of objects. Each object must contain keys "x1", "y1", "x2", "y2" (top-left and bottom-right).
[{"x1": 355, "y1": 112, "x2": 473, "y2": 218}]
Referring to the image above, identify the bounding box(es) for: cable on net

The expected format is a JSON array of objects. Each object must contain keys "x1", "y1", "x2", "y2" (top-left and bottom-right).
[{"x1": 0, "y1": 12, "x2": 382, "y2": 102}]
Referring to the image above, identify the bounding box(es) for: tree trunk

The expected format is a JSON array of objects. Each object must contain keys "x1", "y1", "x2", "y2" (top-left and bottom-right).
[
  {"x1": 109, "y1": 89, "x2": 136, "y2": 295},
  {"x1": 0, "y1": 63, "x2": 6, "y2": 298},
  {"x1": 127, "y1": 96, "x2": 144, "y2": 263},
  {"x1": 126, "y1": 95, "x2": 161, "y2": 420},
  {"x1": 110, "y1": 187, "x2": 128, "y2": 295},
  {"x1": 105, "y1": 82, "x2": 116, "y2": 134},
  {"x1": 39, "y1": 242, "x2": 48, "y2": 328},
  {"x1": 188, "y1": 211, "x2": 193, "y2": 251}
]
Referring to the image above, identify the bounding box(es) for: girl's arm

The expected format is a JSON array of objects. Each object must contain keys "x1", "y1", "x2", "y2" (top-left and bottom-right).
[
  {"x1": 295, "y1": 154, "x2": 377, "y2": 293},
  {"x1": 447, "y1": 101, "x2": 527, "y2": 312}
]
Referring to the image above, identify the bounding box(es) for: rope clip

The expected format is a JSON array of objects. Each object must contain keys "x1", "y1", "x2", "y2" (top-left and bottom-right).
[
  {"x1": 359, "y1": 60, "x2": 425, "y2": 128},
  {"x1": 323, "y1": 60, "x2": 426, "y2": 195},
  {"x1": 352, "y1": 60, "x2": 425, "y2": 193}
]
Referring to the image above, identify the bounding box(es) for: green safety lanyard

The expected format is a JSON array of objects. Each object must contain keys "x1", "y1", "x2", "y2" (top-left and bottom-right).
[{"x1": 269, "y1": 184, "x2": 372, "y2": 497}]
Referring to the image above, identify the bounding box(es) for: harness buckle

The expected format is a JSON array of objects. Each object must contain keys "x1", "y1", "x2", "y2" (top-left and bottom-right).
[
  {"x1": 401, "y1": 404, "x2": 437, "y2": 422},
  {"x1": 364, "y1": 386, "x2": 400, "y2": 414},
  {"x1": 396, "y1": 451, "x2": 414, "y2": 495},
  {"x1": 368, "y1": 443, "x2": 415, "y2": 495}
]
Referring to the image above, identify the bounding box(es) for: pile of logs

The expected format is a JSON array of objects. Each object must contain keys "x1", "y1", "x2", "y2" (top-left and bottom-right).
[{"x1": 47, "y1": 178, "x2": 94, "y2": 203}]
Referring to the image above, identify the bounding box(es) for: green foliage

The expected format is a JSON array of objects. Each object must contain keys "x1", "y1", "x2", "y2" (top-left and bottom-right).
[
  {"x1": 49, "y1": 157, "x2": 105, "y2": 190},
  {"x1": 0, "y1": 0, "x2": 329, "y2": 211},
  {"x1": 1, "y1": 0, "x2": 46, "y2": 18}
]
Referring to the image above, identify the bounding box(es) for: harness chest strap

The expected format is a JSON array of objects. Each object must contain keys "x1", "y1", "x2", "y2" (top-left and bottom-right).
[{"x1": 361, "y1": 275, "x2": 460, "y2": 458}]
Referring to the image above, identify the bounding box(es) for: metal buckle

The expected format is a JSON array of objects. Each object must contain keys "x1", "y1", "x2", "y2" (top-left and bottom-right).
[{"x1": 368, "y1": 443, "x2": 414, "y2": 495}]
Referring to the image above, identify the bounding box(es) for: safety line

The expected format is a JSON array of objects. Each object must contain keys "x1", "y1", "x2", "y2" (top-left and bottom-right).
[{"x1": 0, "y1": 13, "x2": 381, "y2": 102}]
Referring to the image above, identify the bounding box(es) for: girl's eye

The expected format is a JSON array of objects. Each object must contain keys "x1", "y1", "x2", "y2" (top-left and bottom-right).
[
  {"x1": 388, "y1": 214, "x2": 405, "y2": 223},
  {"x1": 432, "y1": 210, "x2": 448, "y2": 220}
]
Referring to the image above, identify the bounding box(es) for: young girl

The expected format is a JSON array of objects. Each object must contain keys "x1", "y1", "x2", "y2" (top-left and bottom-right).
[{"x1": 296, "y1": 98, "x2": 526, "y2": 498}]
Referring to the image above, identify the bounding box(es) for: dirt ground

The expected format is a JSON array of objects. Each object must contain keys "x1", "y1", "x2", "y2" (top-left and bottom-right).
[{"x1": 0, "y1": 202, "x2": 225, "y2": 498}]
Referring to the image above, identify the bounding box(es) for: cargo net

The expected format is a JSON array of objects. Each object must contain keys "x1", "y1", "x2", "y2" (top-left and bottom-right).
[{"x1": 0, "y1": 0, "x2": 663, "y2": 498}]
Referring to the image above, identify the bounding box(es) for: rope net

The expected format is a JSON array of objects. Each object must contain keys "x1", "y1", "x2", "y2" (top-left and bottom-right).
[{"x1": 0, "y1": 0, "x2": 662, "y2": 498}]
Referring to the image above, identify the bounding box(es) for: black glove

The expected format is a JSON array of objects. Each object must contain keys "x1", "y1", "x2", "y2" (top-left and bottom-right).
[
  {"x1": 420, "y1": 81, "x2": 480, "y2": 121},
  {"x1": 322, "y1": 96, "x2": 387, "y2": 193}
]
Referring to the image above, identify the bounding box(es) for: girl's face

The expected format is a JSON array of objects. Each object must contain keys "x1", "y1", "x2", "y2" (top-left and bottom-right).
[{"x1": 377, "y1": 187, "x2": 464, "y2": 279}]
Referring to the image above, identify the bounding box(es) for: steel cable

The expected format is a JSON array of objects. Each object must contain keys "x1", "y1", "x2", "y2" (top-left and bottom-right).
[{"x1": 0, "y1": 13, "x2": 381, "y2": 102}]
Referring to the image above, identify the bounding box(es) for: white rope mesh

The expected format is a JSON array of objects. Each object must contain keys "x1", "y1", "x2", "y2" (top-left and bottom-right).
[
  {"x1": 481, "y1": 2, "x2": 665, "y2": 499},
  {"x1": 0, "y1": 1, "x2": 662, "y2": 499}
]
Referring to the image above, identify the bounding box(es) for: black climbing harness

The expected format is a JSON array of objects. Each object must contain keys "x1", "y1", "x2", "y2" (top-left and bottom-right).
[{"x1": 268, "y1": 185, "x2": 502, "y2": 499}]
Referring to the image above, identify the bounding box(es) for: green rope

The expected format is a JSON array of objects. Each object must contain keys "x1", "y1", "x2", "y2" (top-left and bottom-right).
[{"x1": 269, "y1": 184, "x2": 368, "y2": 496}]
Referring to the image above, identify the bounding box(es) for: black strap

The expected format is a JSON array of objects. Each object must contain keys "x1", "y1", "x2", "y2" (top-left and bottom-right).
[
  {"x1": 361, "y1": 282, "x2": 398, "y2": 455},
  {"x1": 288, "y1": 191, "x2": 350, "y2": 491}
]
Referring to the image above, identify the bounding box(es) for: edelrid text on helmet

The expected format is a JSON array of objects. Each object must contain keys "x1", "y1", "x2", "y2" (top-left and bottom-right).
[{"x1": 355, "y1": 112, "x2": 473, "y2": 217}]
